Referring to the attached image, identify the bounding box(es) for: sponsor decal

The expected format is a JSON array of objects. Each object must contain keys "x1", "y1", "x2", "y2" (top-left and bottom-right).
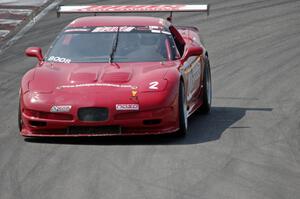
[
  {"x1": 116, "y1": 104, "x2": 139, "y2": 111},
  {"x1": 50, "y1": 105, "x2": 72, "y2": 113},
  {"x1": 90, "y1": 26, "x2": 170, "y2": 34},
  {"x1": 92, "y1": 26, "x2": 135, "y2": 32},
  {"x1": 64, "y1": 28, "x2": 90, "y2": 32},
  {"x1": 150, "y1": 30, "x2": 161, "y2": 34},
  {"x1": 59, "y1": 5, "x2": 209, "y2": 17},
  {"x1": 56, "y1": 83, "x2": 136, "y2": 90},
  {"x1": 148, "y1": 26, "x2": 161, "y2": 29},
  {"x1": 60, "y1": 5, "x2": 208, "y2": 13},
  {"x1": 150, "y1": 30, "x2": 171, "y2": 34},
  {"x1": 185, "y1": 57, "x2": 201, "y2": 94},
  {"x1": 82, "y1": 5, "x2": 181, "y2": 12},
  {"x1": 48, "y1": 56, "x2": 71, "y2": 64}
]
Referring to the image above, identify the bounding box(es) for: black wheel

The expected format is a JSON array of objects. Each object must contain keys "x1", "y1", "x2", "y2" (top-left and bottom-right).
[
  {"x1": 200, "y1": 58, "x2": 212, "y2": 114},
  {"x1": 176, "y1": 82, "x2": 188, "y2": 136},
  {"x1": 18, "y1": 101, "x2": 23, "y2": 132}
]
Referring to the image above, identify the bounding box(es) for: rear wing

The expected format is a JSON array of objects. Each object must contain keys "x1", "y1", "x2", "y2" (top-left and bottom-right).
[{"x1": 56, "y1": 4, "x2": 209, "y2": 22}]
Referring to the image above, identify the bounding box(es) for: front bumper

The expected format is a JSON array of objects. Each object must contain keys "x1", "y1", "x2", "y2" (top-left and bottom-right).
[
  {"x1": 21, "y1": 107, "x2": 179, "y2": 137},
  {"x1": 20, "y1": 91, "x2": 179, "y2": 137}
]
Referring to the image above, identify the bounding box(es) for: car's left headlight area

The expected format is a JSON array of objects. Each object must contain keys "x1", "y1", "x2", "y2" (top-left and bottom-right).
[
  {"x1": 23, "y1": 91, "x2": 57, "y2": 114},
  {"x1": 20, "y1": 91, "x2": 75, "y2": 130}
]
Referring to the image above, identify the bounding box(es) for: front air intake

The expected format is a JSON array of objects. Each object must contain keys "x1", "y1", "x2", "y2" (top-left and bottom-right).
[{"x1": 78, "y1": 107, "x2": 108, "y2": 121}]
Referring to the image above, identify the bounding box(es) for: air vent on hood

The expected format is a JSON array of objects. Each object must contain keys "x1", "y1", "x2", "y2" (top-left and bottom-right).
[
  {"x1": 69, "y1": 72, "x2": 97, "y2": 83},
  {"x1": 101, "y1": 72, "x2": 131, "y2": 83}
]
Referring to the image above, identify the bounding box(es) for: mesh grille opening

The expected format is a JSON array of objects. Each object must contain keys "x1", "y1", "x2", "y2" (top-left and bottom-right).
[{"x1": 78, "y1": 107, "x2": 108, "y2": 121}]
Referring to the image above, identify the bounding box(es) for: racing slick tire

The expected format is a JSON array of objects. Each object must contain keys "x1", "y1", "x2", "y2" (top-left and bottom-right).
[
  {"x1": 18, "y1": 102, "x2": 23, "y2": 132},
  {"x1": 175, "y1": 82, "x2": 188, "y2": 136},
  {"x1": 200, "y1": 58, "x2": 212, "y2": 114}
]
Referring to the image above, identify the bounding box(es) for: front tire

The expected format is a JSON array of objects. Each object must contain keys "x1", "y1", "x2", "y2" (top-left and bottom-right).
[
  {"x1": 200, "y1": 58, "x2": 212, "y2": 114},
  {"x1": 176, "y1": 82, "x2": 188, "y2": 136},
  {"x1": 18, "y1": 101, "x2": 23, "y2": 132}
]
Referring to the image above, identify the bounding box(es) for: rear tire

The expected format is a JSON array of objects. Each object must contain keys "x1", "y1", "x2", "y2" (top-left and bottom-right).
[
  {"x1": 175, "y1": 82, "x2": 188, "y2": 136},
  {"x1": 200, "y1": 58, "x2": 212, "y2": 114}
]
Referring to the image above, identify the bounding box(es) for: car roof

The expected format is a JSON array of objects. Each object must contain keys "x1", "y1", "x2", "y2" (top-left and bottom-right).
[{"x1": 67, "y1": 16, "x2": 170, "y2": 28}]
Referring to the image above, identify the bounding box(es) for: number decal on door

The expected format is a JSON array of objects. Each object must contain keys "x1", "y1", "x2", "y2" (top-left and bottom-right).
[{"x1": 149, "y1": 81, "x2": 159, "y2": 90}]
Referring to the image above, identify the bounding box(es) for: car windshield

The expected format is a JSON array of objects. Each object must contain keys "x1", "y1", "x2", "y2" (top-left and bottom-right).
[{"x1": 45, "y1": 26, "x2": 179, "y2": 63}]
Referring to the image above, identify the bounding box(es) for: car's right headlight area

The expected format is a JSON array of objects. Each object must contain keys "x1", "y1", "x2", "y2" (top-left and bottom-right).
[{"x1": 140, "y1": 79, "x2": 168, "y2": 93}]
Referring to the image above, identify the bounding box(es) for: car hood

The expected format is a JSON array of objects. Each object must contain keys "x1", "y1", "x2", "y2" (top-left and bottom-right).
[{"x1": 29, "y1": 61, "x2": 180, "y2": 93}]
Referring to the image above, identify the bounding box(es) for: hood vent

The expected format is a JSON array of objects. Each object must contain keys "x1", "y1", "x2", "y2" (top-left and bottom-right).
[{"x1": 101, "y1": 72, "x2": 131, "y2": 83}]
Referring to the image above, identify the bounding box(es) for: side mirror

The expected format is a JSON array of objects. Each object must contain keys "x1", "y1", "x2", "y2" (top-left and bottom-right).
[
  {"x1": 25, "y1": 47, "x2": 44, "y2": 62},
  {"x1": 181, "y1": 46, "x2": 203, "y2": 62}
]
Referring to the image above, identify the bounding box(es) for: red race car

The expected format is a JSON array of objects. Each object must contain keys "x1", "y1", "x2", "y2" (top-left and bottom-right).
[{"x1": 19, "y1": 4, "x2": 212, "y2": 137}]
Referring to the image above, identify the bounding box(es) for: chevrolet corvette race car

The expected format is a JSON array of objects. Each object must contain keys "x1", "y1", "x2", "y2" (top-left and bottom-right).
[{"x1": 19, "y1": 4, "x2": 212, "y2": 137}]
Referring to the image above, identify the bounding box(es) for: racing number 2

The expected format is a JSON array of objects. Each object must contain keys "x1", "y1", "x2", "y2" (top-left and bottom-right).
[{"x1": 149, "y1": 81, "x2": 159, "y2": 90}]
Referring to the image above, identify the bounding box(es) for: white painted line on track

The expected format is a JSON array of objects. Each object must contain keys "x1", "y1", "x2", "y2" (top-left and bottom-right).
[
  {"x1": 0, "y1": 0, "x2": 63, "y2": 55},
  {"x1": 0, "y1": 0, "x2": 48, "y2": 6},
  {"x1": 0, "y1": 30, "x2": 10, "y2": 37},
  {"x1": 0, "y1": 9, "x2": 33, "y2": 15},
  {"x1": 0, "y1": 19, "x2": 22, "y2": 26}
]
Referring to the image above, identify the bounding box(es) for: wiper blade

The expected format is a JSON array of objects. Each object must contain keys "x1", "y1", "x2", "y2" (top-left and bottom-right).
[{"x1": 109, "y1": 27, "x2": 120, "y2": 64}]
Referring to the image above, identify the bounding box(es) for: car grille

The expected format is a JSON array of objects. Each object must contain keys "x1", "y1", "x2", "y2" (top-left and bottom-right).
[
  {"x1": 68, "y1": 126, "x2": 121, "y2": 135},
  {"x1": 78, "y1": 107, "x2": 108, "y2": 121}
]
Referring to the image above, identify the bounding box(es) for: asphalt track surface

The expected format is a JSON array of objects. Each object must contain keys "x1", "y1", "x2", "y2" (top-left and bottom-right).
[{"x1": 0, "y1": 0, "x2": 300, "y2": 198}]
